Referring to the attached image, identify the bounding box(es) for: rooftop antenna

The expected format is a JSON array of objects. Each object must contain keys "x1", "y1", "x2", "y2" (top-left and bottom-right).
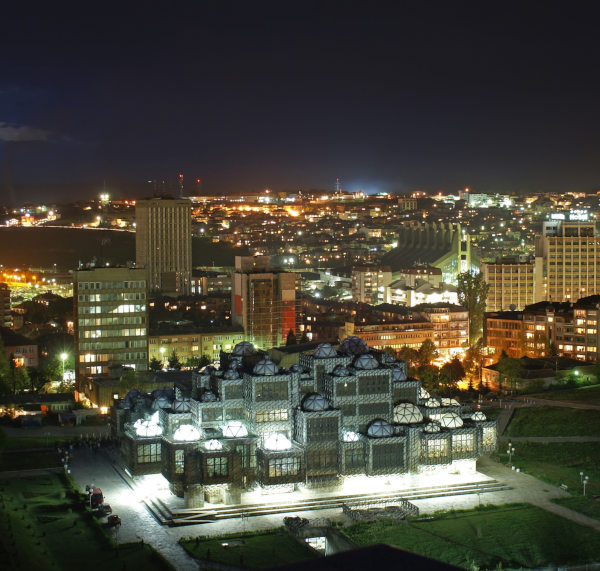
[
  {"x1": 335, "y1": 177, "x2": 342, "y2": 194},
  {"x1": 178, "y1": 173, "x2": 184, "y2": 197}
]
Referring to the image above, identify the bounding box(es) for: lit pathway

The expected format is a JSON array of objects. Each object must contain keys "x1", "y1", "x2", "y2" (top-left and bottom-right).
[{"x1": 499, "y1": 436, "x2": 600, "y2": 443}]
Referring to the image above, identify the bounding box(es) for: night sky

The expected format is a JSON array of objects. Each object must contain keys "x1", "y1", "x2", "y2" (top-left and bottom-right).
[{"x1": 2, "y1": 2, "x2": 600, "y2": 202}]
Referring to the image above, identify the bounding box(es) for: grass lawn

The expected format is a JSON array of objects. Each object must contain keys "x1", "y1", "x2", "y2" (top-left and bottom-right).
[
  {"x1": 495, "y1": 442, "x2": 600, "y2": 497},
  {"x1": 343, "y1": 504, "x2": 600, "y2": 569},
  {"x1": 529, "y1": 384, "x2": 600, "y2": 405},
  {"x1": 180, "y1": 530, "x2": 317, "y2": 569},
  {"x1": 553, "y1": 496, "x2": 600, "y2": 522},
  {"x1": 0, "y1": 450, "x2": 61, "y2": 471},
  {"x1": 0, "y1": 474, "x2": 172, "y2": 571},
  {"x1": 505, "y1": 406, "x2": 600, "y2": 437}
]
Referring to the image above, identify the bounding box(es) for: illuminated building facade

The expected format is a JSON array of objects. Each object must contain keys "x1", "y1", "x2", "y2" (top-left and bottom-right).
[
  {"x1": 351, "y1": 265, "x2": 392, "y2": 304},
  {"x1": 482, "y1": 257, "x2": 543, "y2": 311},
  {"x1": 231, "y1": 256, "x2": 298, "y2": 350},
  {"x1": 0, "y1": 283, "x2": 11, "y2": 328},
  {"x1": 74, "y1": 267, "x2": 148, "y2": 391},
  {"x1": 114, "y1": 337, "x2": 496, "y2": 507},
  {"x1": 135, "y1": 198, "x2": 192, "y2": 296}
]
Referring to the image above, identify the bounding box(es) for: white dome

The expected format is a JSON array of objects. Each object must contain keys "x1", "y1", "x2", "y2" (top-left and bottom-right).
[
  {"x1": 419, "y1": 387, "x2": 430, "y2": 400},
  {"x1": 301, "y1": 393, "x2": 330, "y2": 412},
  {"x1": 423, "y1": 422, "x2": 441, "y2": 433},
  {"x1": 173, "y1": 424, "x2": 202, "y2": 441},
  {"x1": 172, "y1": 397, "x2": 191, "y2": 412},
  {"x1": 313, "y1": 343, "x2": 338, "y2": 358},
  {"x1": 135, "y1": 420, "x2": 163, "y2": 437},
  {"x1": 201, "y1": 390, "x2": 218, "y2": 402},
  {"x1": 205, "y1": 439, "x2": 223, "y2": 451},
  {"x1": 423, "y1": 397, "x2": 440, "y2": 408},
  {"x1": 439, "y1": 412, "x2": 464, "y2": 428},
  {"x1": 392, "y1": 367, "x2": 407, "y2": 381},
  {"x1": 393, "y1": 403, "x2": 423, "y2": 424},
  {"x1": 263, "y1": 433, "x2": 292, "y2": 451},
  {"x1": 332, "y1": 364, "x2": 352, "y2": 377},
  {"x1": 152, "y1": 396, "x2": 172, "y2": 410},
  {"x1": 471, "y1": 411, "x2": 487, "y2": 421},
  {"x1": 232, "y1": 341, "x2": 255, "y2": 356},
  {"x1": 342, "y1": 430, "x2": 359, "y2": 442},
  {"x1": 440, "y1": 397, "x2": 460, "y2": 407},
  {"x1": 339, "y1": 336, "x2": 369, "y2": 355},
  {"x1": 367, "y1": 419, "x2": 394, "y2": 438},
  {"x1": 222, "y1": 421, "x2": 248, "y2": 438},
  {"x1": 353, "y1": 354, "x2": 379, "y2": 370},
  {"x1": 223, "y1": 367, "x2": 240, "y2": 380},
  {"x1": 253, "y1": 358, "x2": 279, "y2": 376}
]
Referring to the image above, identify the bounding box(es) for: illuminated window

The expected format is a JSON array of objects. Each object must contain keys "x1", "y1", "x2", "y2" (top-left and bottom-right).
[
  {"x1": 206, "y1": 456, "x2": 228, "y2": 477},
  {"x1": 426, "y1": 439, "x2": 448, "y2": 459},
  {"x1": 452, "y1": 434, "x2": 474, "y2": 453},
  {"x1": 137, "y1": 443, "x2": 160, "y2": 463},
  {"x1": 256, "y1": 409, "x2": 288, "y2": 422},
  {"x1": 175, "y1": 449, "x2": 184, "y2": 474},
  {"x1": 268, "y1": 456, "x2": 300, "y2": 477}
]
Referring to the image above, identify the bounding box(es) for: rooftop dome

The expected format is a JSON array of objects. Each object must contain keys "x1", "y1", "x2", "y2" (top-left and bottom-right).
[
  {"x1": 201, "y1": 390, "x2": 218, "y2": 402},
  {"x1": 471, "y1": 411, "x2": 487, "y2": 422},
  {"x1": 423, "y1": 397, "x2": 440, "y2": 408},
  {"x1": 205, "y1": 439, "x2": 223, "y2": 451},
  {"x1": 263, "y1": 433, "x2": 292, "y2": 451},
  {"x1": 423, "y1": 421, "x2": 441, "y2": 433},
  {"x1": 381, "y1": 353, "x2": 396, "y2": 364},
  {"x1": 125, "y1": 388, "x2": 141, "y2": 400},
  {"x1": 440, "y1": 397, "x2": 460, "y2": 407},
  {"x1": 353, "y1": 354, "x2": 379, "y2": 370},
  {"x1": 392, "y1": 367, "x2": 407, "y2": 382},
  {"x1": 419, "y1": 387, "x2": 431, "y2": 400},
  {"x1": 232, "y1": 341, "x2": 256, "y2": 356},
  {"x1": 173, "y1": 424, "x2": 202, "y2": 441},
  {"x1": 223, "y1": 367, "x2": 240, "y2": 380},
  {"x1": 253, "y1": 358, "x2": 279, "y2": 376},
  {"x1": 301, "y1": 393, "x2": 330, "y2": 412},
  {"x1": 222, "y1": 421, "x2": 248, "y2": 438},
  {"x1": 393, "y1": 403, "x2": 424, "y2": 424},
  {"x1": 367, "y1": 419, "x2": 394, "y2": 438},
  {"x1": 172, "y1": 397, "x2": 191, "y2": 413},
  {"x1": 339, "y1": 336, "x2": 369, "y2": 356},
  {"x1": 135, "y1": 420, "x2": 163, "y2": 438},
  {"x1": 439, "y1": 412, "x2": 464, "y2": 428},
  {"x1": 151, "y1": 387, "x2": 175, "y2": 400},
  {"x1": 332, "y1": 364, "x2": 352, "y2": 377},
  {"x1": 152, "y1": 396, "x2": 172, "y2": 410},
  {"x1": 313, "y1": 343, "x2": 338, "y2": 358},
  {"x1": 342, "y1": 430, "x2": 359, "y2": 442},
  {"x1": 289, "y1": 364, "x2": 304, "y2": 373}
]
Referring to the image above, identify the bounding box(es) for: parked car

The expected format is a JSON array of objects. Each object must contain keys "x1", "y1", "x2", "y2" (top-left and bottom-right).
[
  {"x1": 97, "y1": 504, "x2": 112, "y2": 516},
  {"x1": 90, "y1": 488, "x2": 104, "y2": 509},
  {"x1": 107, "y1": 515, "x2": 121, "y2": 527}
]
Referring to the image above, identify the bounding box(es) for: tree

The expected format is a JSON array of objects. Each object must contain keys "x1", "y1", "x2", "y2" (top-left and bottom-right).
[
  {"x1": 185, "y1": 355, "x2": 211, "y2": 369},
  {"x1": 417, "y1": 339, "x2": 438, "y2": 367},
  {"x1": 168, "y1": 350, "x2": 182, "y2": 370},
  {"x1": 299, "y1": 331, "x2": 310, "y2": 344},
  {"x1": 457, "y1": 271, "x2": 490, "y2": 345},
  {"x1": 419, "y1": 365, "x2": 440, "y2": 391},
  {"x1": 497, "y1": 353, "x2": 523, "y2": 394},
  {"x1": 149, "y1": 357, "x2": 163, "y2": 372},
  {"x1": 398, "y1": 346, "x2": 419, "y2": 376},
  {"x1": 440, "y1": 358, "x2": 466, "y2": 393},
  {"x1": 286, "y1": 329, "x2": 297, "y2": 346},
  {"x1": 463, "y1": 340, "x2": 483, "y2": 381}
]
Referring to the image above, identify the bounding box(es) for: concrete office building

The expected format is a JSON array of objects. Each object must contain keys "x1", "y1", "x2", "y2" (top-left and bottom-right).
[
  {"x1": 232, "y1": 256, "x2": 298, "y2": 350},
  {"x1": 482, "y1": 257, "x2": 543, "y2": 311},
  {"x1": 351, "y1": 265, "x2": 392, "y2": 304},
  {"x1": 74, "y1": 266, "x2": 149, "y2": 392},
  {"x1": 136, "y1": 198, "x2": 192, "y2": 296}
]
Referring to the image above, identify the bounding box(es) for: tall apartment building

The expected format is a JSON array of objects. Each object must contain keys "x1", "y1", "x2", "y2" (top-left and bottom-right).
[
  {"x1": 135, "y1": 198, "x2": 192, "y2": 296},
  {"x1": 232, "y1": 256, "x2": 297, "y2": 350},
  {"x1": 351, "y1": 265, "x2": 391, "y2": 304},
  {"x1": 482, "y1": 257, "x2": 543, "y2": 311},
  {"x1": 413, "y1": 303, "x2": 469, "y2": 359},
  {"x1": 74, "y1": 267, "x2": 149, "y2": 391},
  {"x1": 484, "y1": 311, "x2": 524, "y2": 359},
  {"x1": 0, "y1": 283, "x2": 11, "y2": 328},
  {"x1": 537, "y1": 220, "x2": 600, "y2": 302}
]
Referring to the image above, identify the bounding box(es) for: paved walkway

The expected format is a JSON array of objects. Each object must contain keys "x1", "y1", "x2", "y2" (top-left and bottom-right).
[{"x1": 499, "y1": 435, "x2": 600, "y2": 443}]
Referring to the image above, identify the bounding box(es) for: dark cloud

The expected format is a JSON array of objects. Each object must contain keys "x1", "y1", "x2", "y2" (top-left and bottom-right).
[{"x1": 0, "y1": 122, "x2": 53, "y2": 142}]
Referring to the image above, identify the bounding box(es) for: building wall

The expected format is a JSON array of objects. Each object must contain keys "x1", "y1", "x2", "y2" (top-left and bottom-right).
[
  {"x1": 149, "y1": 330, "x2": 245, "y2": 363},
  {"x1": 482, "y1": 260, "x2": 537, "y2": 311},
  {"x1": 135, "y1": 198, "x2": 192, "y2": 296},
  {"x1": 351, "y1": 265, "x2": 391, "y2": 304},
  {"x1": 0, "y1": 284, "x2": 11, "y2": 328},
  {"x1": 74, "y1": 267, "x2": 148, "y2": 390}
]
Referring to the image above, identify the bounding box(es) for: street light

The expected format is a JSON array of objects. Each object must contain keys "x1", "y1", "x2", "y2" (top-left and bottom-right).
[
  {"x1": 583, "y1": 475, "x2": 589, "y2": 496},
  {"x1": 507, "y1": 442, "x2": 515, "y2": 467},
  {"x1": 60, "y1": 352, "x2": 67, "y2": 380}
]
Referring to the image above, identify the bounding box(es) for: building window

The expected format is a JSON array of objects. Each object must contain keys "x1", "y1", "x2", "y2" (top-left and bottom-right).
[
  {"x1": 452, "y1": 434, "x2": 474, "y2": 453},
  {"x1": 202, "y1": 408, "x2": 223, "y2": 423},
  {"x1": 336, "y1": 380, "x2": 356, "y2": 396},
  {"x1": 256, "y1": 409, "x2": 288, "y2": 422},
  {"x1": 344, "y1": 448, "x2": 364, "y2": 469},
  {"x1": 306, "y1": 417, "x2": 338, "y2": 442},
  {"x1": 175, "y1": 449, "x2": 184, "y2": 474},
  {"x1": 255, "y1": 381, "x2": 288, "y2": 401},
  {"x1": 358, "y1": 375, "x2": 388, "y2": 395},
  {"x1": 207, "y1": 456, "x2": 228, "y2": 477},
  {"x1": 482, "y1": 426, "x2": 496, "y2": 447},
  {"x1": 268, "y1": 456, "x2": 300, "y2": 477},
  {"x1": 137, "y1": 443, "x2": 160, "y2": 463},
  {"x1": 425, "y1": 439, "x2": 448, "y2": 459}
]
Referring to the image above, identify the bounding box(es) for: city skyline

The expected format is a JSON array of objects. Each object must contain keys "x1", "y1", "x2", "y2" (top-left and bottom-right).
[{"x1": 3, "y1": 3, "x2": 600, "y2": 203}]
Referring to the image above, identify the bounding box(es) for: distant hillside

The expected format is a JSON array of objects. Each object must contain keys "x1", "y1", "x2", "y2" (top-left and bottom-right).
[{"x1": 0, "y1": 227, "x2": 249, "y2": 270}]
